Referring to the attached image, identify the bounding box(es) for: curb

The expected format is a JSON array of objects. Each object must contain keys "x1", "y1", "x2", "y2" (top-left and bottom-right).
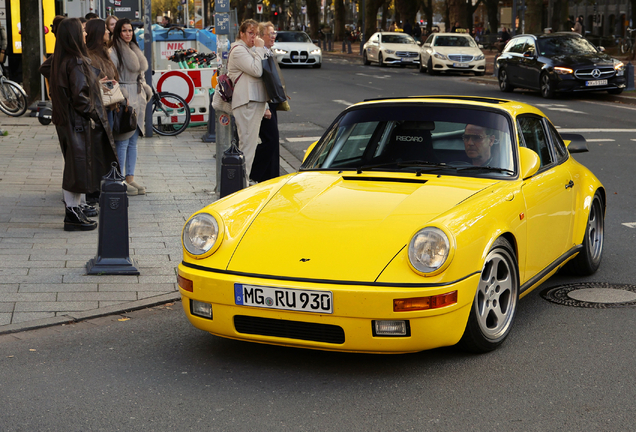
[{"x1": 0, "y1": 292, "x2": 181, "y2": 336}]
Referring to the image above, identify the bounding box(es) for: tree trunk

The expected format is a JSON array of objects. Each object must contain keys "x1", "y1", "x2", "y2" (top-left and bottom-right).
[
  {"x1": 20, "y1": 0, "x2": 41, "y2": 105},
  {"x1": 484, "y1": 0, "x2": 499, "y2": 33},
  {"x1": 334, "y1": 0, "x2": 346, "y2": 41},
  {"x1": 365, "y1": 0, "x2": 386, "y2": 41},
  {"x1": 422, "y1": 0, "x2": 433, "y2": 34},
  {"x1": 307, "y1": 0, "x2": 321, "y2": 39},
  {"x1": 523, "y1": 0, "x2": 543, "y2": 34}
]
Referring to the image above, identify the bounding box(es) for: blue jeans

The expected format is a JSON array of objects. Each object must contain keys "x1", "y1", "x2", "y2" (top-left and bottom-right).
[{"x1": 115, "y1": 128, "x2": 139, "y2": 177}]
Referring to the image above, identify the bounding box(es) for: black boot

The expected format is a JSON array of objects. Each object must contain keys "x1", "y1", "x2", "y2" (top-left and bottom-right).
[
  {"x1": 64, "y1": 207, "x2": 97, "y2": 231},
  {"x1": 86, "y1": 191, "x2": 100, "y2": 206},
  {"x1": 79, "y1": 203, "x2": 99, "y2": 217}
]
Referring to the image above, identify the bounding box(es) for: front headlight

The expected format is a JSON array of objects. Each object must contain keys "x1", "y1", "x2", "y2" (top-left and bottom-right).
[
  {"x1": 474, "y1": 54, "x2": 485, "y2": 61},
  {"x1": 384, "y1": 49, "x2": 395, "y2": 54},
  {"x1": 433, "y1": 52, "x2": 447, "y2": 60},
  {"x1": 183, "y1": 213, "x2": 221, "y2": 257},
  {"x1": 614, "y1": 59, "x2": 625, "y2": 75},
  {"x1": 554, "y1": 66, "x2": 573, "y2": 75},
  {"x1": 310, "y1": 48, "x2": 321, "y2": 55},
  {"x1": 408, "y1": 227, "x2": 451, "y2": 274},
  {"x1": 273, "y1": 48, "x2": 288, "y2": 55}
]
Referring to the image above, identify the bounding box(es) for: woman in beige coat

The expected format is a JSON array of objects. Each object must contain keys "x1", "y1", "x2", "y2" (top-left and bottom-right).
[
  {"x1": 229, "y1": 19, "x2": 268, "y2": 185},
  {"x1": 110, "y1": 18, "x2": 152, "y2": 196}
]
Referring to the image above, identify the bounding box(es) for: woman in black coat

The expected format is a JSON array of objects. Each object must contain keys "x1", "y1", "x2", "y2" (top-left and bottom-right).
[{"x1": 49, "y1": 18, "x2": 118, "y2": 231}]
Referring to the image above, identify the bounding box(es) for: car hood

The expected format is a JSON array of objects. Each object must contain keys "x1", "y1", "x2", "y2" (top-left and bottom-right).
[
  {"x1": 381, "y1": 43, "x2": 420, "y2": 52},
  {"x1": 273, "y1": 42, "x2": 320, "y2": 51},
  {"x1": 547, "y1": 52, "x2": 615, "y2": 67},
  {"x1": 432, "y1": 46, "x2": 482, "y2": 56},
  {"x1": 226, "y1": 172, "x2": 496, "y2": 282}
]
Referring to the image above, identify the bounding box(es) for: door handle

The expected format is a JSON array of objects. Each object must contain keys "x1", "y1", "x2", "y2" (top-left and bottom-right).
[{"x1": 565, "y1": 180, "x2": 574, "y2": 189}]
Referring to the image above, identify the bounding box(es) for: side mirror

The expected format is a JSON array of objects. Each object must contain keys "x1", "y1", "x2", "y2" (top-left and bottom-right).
[
  {"x1": 523, "y1": 51, "x2": 535, "y2": 58},
  {"x1": 519, "y1": 147, "x2": 540, "y2": 179},
  {"x1": 303, "y1": 141, "x2": 319, "y2": 163},
  {"x1": 598, "y1": 46, "x2": 606, "y2": 52},
  {"x1": 560, "y1": 133, "x2": 589, "y2": 153}
]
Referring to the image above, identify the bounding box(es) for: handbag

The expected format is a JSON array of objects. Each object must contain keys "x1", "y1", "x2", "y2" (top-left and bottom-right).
[
  {"x1": 100, "y1": 81, "x2": 125, "y2": 107},
  {"x1": 212, "y1": 85, "x2": 233, "y2": 113},
  {"x1": 112, "y1": 101, "x2": 137, "y2": 134},
  {"x1": 261, "y1": 55, "x2": 286, "y2": 104},
  {"x1": 278, "y1": 100, "x2": 291, "y2": 111},
  {"x1": 217, "y1": 46, "x2": 244, "y2": 102}
]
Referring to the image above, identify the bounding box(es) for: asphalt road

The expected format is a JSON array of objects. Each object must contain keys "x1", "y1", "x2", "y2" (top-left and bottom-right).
[{"x1": 2, "y1": 57, "x2": 636, "y2": 431}]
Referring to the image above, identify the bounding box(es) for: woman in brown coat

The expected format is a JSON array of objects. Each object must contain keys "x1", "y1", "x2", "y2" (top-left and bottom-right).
[{"x1": 49, "y1": 18, "x2": 118, "y2": 231}]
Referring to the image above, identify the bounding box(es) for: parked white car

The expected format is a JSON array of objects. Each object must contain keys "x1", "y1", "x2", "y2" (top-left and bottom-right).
[
  {"x1": 273, "y1": 31, "x2": 322, "y2": 68},
  {"x1": 363, "y1": 32, "x2": 420, "y2": 67},
  {"x1": 420, "y1": 33, "x2": 486, "y2": 76}
]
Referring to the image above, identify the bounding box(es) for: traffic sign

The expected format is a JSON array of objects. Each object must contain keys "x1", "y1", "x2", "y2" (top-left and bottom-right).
[
  {"x1": 216, "y1": 0, "x2": 230, "y2": 13},
  {"x1": 256, "y1": 3, "x2": 263, "y2": 14}
]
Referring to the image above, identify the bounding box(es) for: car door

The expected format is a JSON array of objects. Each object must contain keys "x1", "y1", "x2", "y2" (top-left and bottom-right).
[
  {"x1": 519, "y1": 38, "x2": 543, "y2": 89},
  {"x1": 421, "y1": 34, "x2": 434, "y2": 64},
  {"x1": 517, "y1": 115, "x2": 575, "y2": 280},
  {"x1": 367, "y1": 33, "x2": 380, "y2": 61},
  {"x1": 503, "y1": 39, "x2": 527, "y2": 86}
]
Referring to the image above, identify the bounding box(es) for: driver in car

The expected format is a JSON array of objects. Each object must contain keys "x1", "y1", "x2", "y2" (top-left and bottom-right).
[{"x1": 463, "y1": 124, "x2": 496, "y2": 166}]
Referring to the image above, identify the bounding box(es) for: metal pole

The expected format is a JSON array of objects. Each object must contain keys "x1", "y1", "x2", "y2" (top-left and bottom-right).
[
  {"x1": 38, "y1": 0, "x2": 45, "y2": 101},
  {"x1": 144, "y1": 0, "x2": 154, "y2": 137},
  {"x1": 359, "y1": 0, "x2": 365, "y2": 56}
]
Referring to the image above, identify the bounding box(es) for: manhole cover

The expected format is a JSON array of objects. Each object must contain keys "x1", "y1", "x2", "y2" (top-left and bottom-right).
[{"x1": 541, "y1": 283, "x2": 636, "y2": 308}]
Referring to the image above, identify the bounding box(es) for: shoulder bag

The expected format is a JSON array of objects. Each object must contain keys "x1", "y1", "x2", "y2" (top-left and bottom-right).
[
  {"x1": 112, "y1": 100, "x2": 137, "y2": 134},
  {"x1": 100, "y1": 80, "x2": 125, "y2": 107}
]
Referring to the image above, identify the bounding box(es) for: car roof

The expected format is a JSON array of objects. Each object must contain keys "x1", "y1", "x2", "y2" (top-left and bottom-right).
[
  {"x1": 432, "y1": 33, "x2": 474, "y2": 37},
  {"x1": 512, "y1": 32, "x2": 582, "y2": 40},
  {"x1": 351, "y1": 95, "x2": 547, "y2": 118}
]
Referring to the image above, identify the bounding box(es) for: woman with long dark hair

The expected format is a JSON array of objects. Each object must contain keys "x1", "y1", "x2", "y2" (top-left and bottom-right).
[
  {"x1": 49, "y1": 18, "x2": 117, "y2": 231},
  {"x1": 86, "y1": 18, "x2": 119, "y2": 127},
  {"x1": 109, "y1": 18, "x2": 152, "y2": 196}
]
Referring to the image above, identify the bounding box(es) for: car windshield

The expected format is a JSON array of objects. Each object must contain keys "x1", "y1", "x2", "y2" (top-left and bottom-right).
[
  {"x1": 381, "y1": 34, "x2": 416, "y2": 44},
  {"x1": 434, "y1": 36, "x2": 476, "y2": 47},
  {"x1": 276, "y1": 32, "x2": 312, "y2": 43},
  {"x1": 302, "y1": 104, "x2": 516, "y2": 178},
  {"x1": 537, "y1": 36, "x2": 599, "y2": 56}
]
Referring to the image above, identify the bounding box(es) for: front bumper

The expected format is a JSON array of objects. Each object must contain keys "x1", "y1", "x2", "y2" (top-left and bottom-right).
[
  {"x1": 553, "y1": 73, "x2": 626, "y2": 92},
  {"x1": 276, "y1": 52, "x2": 322, "y2": 66},
  {"x1": 433, "y1": 58, "x2": 486, "y2": 73},
  {"x1": 383, "y1": 55, "x2": 420, "y2": 65},
  {"x1": 177, "y1": 262, "x2": 478, "y2": 353}
]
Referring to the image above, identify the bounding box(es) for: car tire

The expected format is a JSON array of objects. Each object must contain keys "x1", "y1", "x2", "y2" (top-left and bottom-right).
[
  {"x1": 475, "y1": 71, "x2": 485, "y2": 76},
  {"x1": 608, "y1": 88, "x2": 624, "y2": 95},
  {"x1": 427, "y1": 58, "x2": 436, "y2": 76},
  {"x1": 540, "y1": 72, "x2": 555, "y2": 98},
  {"x1": 498, "y1": 68, "x2": 514, "y2": 92},
  {"x1": 458, "y1": 237, "x2": 519, "y2": 353},
  {"x1": 419, "y1": 55, "x2": 426, "y2": 73},
  {"x1": 363, "y1": 50, "x2": 371, "y2": 66},
  {"x1": 378, "y1": 52, "x2": 385, "y2": 67},
  {"x1": 313, "y1": 63, "x2": 322, "y2": 68},
  {"x1": 565, "y1": 192, "x2": 604, "y2": 276}
]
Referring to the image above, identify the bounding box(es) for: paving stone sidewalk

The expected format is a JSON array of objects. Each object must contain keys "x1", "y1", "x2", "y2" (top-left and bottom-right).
[{"x1": 0, "y1": 116, "x2": 265, "y2": 334}]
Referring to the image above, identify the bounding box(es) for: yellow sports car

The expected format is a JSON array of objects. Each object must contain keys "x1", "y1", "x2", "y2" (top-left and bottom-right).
[{"x1": 178, "y1": 96, "x2": 605, "y2": 354}]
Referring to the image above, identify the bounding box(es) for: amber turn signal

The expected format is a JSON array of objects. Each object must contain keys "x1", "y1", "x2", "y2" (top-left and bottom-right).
[
  {"x1": 177, "y1": 274, "x2": 193, "y2": 292},
  {"x1": 394, "y1": 291, "x2": 457, "y2": 312}
]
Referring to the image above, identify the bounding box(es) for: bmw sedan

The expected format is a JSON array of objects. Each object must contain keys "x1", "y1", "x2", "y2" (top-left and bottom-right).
[
  {"x1": 497, "y1": 32, "x2": 626, "y2": 98},
  {"x1": 273, "y1": 31, "x2": 322, "y2": 68}
]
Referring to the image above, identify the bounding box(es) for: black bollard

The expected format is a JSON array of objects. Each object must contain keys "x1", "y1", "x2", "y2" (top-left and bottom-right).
[
  {"x1": 201, "y1": 90, "x2": 216, "y2": 143},
  {"x1": 86, "y1": 162, "x2": 139, "y2": 275},
  {"x1": 626, "y1": 62, "x2": 635, "y2": 91},
  {"x1": 220, "y1": 134, "x2": 247, "y2": 198}
]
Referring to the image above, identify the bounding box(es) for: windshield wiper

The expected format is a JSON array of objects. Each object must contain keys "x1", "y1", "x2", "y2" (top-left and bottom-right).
[
  {"x1": 357, "y1": 160, "x2": 452, "y2": 175},
  {"x1": 456, "y1": 165, "x2": 515, "y2": 175}
]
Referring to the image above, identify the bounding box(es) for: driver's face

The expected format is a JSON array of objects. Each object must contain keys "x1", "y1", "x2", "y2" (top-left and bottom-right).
[{"x1": 463, "y1": 124, "x2": 495, "y2": 166}]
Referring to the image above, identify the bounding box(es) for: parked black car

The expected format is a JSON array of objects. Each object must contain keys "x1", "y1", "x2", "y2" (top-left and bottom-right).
[{"x1": 496, "y1": 32, "x2": 626, "y2": 98}]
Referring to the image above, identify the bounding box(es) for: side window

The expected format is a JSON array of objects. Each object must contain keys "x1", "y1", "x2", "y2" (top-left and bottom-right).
[
  {"x1": 508, "y1": 39, "x2": 526, "y2": 54},
  {"x1": 524, "y1": 38, "x2": 536, "y2": 55},
  {"x1": 546, "y1": 122, "x2": 569, "y2": 162},
  {"x1": 517, "y1": 116, "x2": 553, "y2": 167},
  {"x1": 426, "y1": 34, "x2": 434, "y2": 45}
]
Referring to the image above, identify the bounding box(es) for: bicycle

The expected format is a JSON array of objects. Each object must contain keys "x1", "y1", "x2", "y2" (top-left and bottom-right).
[
  {"x1": 0, "y1": 66, "x2": 28, "y2": 117},
  {"x1": 619, "y1": 27, "x2": 636, "y2": 55},
  {"x1": 149, "y1": 85, "x2": 191, "y2": 136}
]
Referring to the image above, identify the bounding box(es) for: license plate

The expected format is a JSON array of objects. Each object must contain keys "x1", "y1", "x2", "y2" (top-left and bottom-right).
[
  {"x1": 453, "y1": 62, "x2": 469, "y2": 68},
  {"x1": 235, "y1": 284, "x2": 333, "y2": 313},
  {"x1": 401, "y1": 58, "x2": 413, "y2": 63},
  {"x1": 586, "y1": 79, "x2": 607, "y2": 86},
  {"x1": 292, "y1": 55, "x2": 307, "y2": 60}
]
